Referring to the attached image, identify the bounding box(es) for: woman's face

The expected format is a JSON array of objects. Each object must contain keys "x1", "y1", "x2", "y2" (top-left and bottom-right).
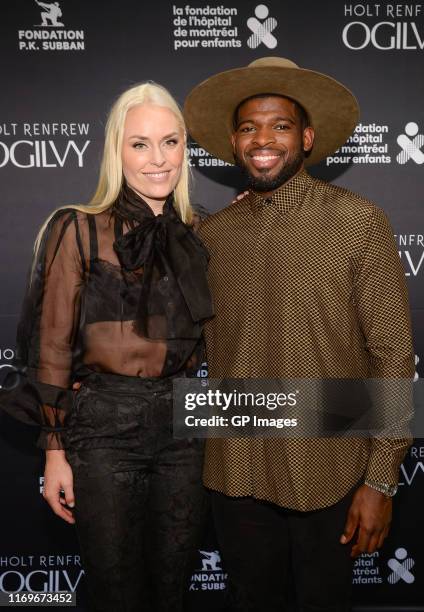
[{"x1": 121, "y1": 104, "x2": 185, "y2": 213}]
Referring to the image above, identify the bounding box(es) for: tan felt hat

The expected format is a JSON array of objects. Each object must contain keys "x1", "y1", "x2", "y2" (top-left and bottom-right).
[{"x1": 184, "y1": 57, "x2": 360, "y2": 167}]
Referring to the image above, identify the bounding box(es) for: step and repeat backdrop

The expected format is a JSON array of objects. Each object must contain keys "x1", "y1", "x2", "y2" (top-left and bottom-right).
[{"x1": 0, "y1": 0, "x2": 423, "y2": 610}]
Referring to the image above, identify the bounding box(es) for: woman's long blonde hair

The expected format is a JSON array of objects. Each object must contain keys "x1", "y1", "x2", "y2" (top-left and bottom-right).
[{"x1": 34, "y1": 82, "x2": 192, "y2": 257}]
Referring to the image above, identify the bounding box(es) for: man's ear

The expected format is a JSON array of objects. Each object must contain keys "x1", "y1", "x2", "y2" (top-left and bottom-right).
[
  {"x1": 230, "y1": 132, "x2": 236, "y2": 154},
  {"x1": 303, "y1": 127, "x2": 315, "y2": 153}
]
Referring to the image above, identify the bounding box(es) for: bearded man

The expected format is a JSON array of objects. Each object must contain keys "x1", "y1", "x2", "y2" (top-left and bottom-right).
[{"x1": 184, "y1": 58, "x2": 414, "y2": 611}]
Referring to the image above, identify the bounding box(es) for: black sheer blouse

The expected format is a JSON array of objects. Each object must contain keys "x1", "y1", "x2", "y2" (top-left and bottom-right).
[{"x1": 2, "y1": 186, "x2": 213, "y2": 450}]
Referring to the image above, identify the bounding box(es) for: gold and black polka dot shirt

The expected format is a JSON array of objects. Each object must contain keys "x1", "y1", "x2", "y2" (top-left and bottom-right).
[{"x1": 198, "y1": 170, "x2": 414, "y2": 511}]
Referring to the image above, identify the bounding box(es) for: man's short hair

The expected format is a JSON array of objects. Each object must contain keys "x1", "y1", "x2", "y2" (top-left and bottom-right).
[{"x1": 232, "y1": 93, "x2": 310, "y2": 132}]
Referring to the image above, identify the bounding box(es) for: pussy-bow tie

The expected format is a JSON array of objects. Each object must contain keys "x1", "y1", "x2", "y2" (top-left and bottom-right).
[{"x1": 113, "y1": 185, "x2": 214, "y2": 338}]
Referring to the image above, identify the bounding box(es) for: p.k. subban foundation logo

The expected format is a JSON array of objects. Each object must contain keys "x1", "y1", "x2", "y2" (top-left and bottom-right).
[{"x1": 18, "y1": 0, "x2": 85, "y2": 52}]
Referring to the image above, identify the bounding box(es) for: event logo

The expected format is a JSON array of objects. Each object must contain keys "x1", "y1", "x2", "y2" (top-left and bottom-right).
[
  {"x1": 18, "y1": 1, "x2": 85, "y2": 52},
  {"x1": 0, "y1": 123, "x2": 91, "y2": 169},
  {"x1": 342, "y1": 4, "x2": 424, "y2": 51},
  {"x1": 189, "y1": 549, "x2": 227, "y2": 592},
  {"x1": 171, "y1": 5, "x2": 241, "y2": 50},
  {"x1": 189, "y1": 143, "x2": 232, "y2": 169},
  {"x1": 35, "y1": 1, "x2": 64, "y2": 27},
  {"x1": 395, "y1": 234, "x2": 424, "y2": 277},
  {"x1": 200, "y1": 550, "x2": 222, "y2": 571},
  {"x1": 399, "y1": 461, "x2": 424, "y2": 485},
  {"x1": 0, "y1": 555, "x2": 83, "y2": 593},
  {"x1": 352, "y1": 552, "x2": 382, "y2": 585},
  {"x1": 399, "y1": 443, "x2": 424, "y2": 486},
  {"x1": 397, "y1": 122, "x2": 424, "y2": 165},
  {"x1": 387, "y1": 548, "x2": 415, "y2": 584},
  {"x1": 247, "y1": 4, "x2": 277, "y2": 49},
  {"x1": 327, "y1": 122, "x2": 391, "y2": 166},
  {"x1": 171, "y1": 4, "x2": 280, "y2": 51}
]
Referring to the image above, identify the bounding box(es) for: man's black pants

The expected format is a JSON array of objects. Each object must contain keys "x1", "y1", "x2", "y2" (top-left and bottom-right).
[{"x1": 211, "y1": 487, "x2": 356, "y2": 612}]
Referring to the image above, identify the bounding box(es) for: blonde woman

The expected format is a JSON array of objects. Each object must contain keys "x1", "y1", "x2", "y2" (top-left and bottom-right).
[{"x1": 2, "y1": 83, "x2": 213, "y2": 611}]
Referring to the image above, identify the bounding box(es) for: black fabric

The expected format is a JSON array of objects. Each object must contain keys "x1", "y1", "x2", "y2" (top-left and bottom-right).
[
  {"x1": 65, "y1": 373, "x2": 208, "y2": 612},
  {"x1": 211, "y1": 489, "x2": 356, "y2": 612},
  {"x1": 0, "y1": 188, "x2": 213, "y2": 449},
  {"x1": 0, "y1": 211, "x2": 78, "y2": 439},
  {"x1": 113, "y1": 184, "x2": 214, "y2": 339}
]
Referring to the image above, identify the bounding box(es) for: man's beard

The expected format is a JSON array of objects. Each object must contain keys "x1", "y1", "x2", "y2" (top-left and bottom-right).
[{"x1": 234, "y1": 148, "x2": 304, "y2": 193}]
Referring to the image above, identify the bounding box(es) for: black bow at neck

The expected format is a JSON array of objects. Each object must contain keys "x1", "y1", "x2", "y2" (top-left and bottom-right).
[{"x1": 112, "y1": 184, "x2": 214, "y2": 339}]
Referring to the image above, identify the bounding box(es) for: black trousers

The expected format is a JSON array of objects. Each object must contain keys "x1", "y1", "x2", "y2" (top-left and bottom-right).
[
  {"x1": 65, "y1": 373, "x2": 207, "y2": 612},
  {"x1": 211, "y1": 488, "x2": 356, "y2": 612}
]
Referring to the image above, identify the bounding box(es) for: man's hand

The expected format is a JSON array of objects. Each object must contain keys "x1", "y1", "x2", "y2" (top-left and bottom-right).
[{"x1": 340, "y1": 484, "x2": 392, "y2": 557}]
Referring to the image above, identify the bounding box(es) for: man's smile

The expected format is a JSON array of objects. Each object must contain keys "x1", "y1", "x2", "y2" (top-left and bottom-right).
[{"x1": 248, "y1": 148, "x2": 283, "y2": 171}]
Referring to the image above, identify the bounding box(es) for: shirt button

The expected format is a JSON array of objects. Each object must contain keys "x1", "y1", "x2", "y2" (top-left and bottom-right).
[{"x1": 163, "y1": 275, "x2": 169, "y2": 282}]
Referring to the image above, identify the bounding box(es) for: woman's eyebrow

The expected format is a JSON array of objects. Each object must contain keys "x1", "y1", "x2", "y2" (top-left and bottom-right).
[{"x1": 128, "y1": 131, "x2": 179, "y2": 140}]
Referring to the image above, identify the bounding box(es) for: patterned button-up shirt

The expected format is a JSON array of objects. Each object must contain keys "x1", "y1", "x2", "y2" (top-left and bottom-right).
[{"x1": 198, "y1": 170, "x2": 414, "y2": 511}]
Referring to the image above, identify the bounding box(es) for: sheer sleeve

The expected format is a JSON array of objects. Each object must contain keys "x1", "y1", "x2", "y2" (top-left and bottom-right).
[
  {"x1": 1, "y1": 210, "x2": 85, "y2": 450},
  {"x1": 36, "y1": 211, "x2": 85, "y2": 448}
]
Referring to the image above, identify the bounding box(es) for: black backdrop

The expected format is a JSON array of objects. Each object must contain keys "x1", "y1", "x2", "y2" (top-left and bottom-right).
[{"x1": 0, "y1": 1, "x2": 423, "y2": 609}]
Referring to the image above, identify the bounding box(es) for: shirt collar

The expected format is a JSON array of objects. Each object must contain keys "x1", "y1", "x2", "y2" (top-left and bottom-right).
[{"x1": 248, "y1": 169, "x2": 313, "y2": 215}]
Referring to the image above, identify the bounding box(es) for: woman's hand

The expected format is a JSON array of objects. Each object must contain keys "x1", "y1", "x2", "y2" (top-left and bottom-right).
[{"x1": 43, "y1": 450, "x2": 75, "y2": 524}]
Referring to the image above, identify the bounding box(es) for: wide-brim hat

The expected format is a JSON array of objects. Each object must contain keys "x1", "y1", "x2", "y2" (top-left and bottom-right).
[{"x1": 184, "y1": 57, "x2": 360, "y2": 167}]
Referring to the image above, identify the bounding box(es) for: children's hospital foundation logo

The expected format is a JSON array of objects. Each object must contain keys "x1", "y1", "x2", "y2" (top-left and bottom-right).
[
  {"x1": 387, "y1": 548, "x2": 415, "y2": 584},
  {"x1": 18, "y1": 1, "x2": 85, "y2": 52},
  {"x1": 397, "y1": 122, "x2": 424, "y2": 165},
  {"x1": 326, "y1": 121, "x2": 424, "y2": 167},
  {"x1": 352, "y1": 548, "x2": 416, "y2": 586},
  {"x1": 171, "y1": 4, "x2": 278, "y2": 51},
  {"x1": 247, "y1": 5, "x2": 278, "y2": 49}
]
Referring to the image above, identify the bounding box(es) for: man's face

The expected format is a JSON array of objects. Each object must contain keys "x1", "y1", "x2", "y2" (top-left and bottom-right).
[{"x1": 231, "y1": 96, "x2": 314, "y2": 195}]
